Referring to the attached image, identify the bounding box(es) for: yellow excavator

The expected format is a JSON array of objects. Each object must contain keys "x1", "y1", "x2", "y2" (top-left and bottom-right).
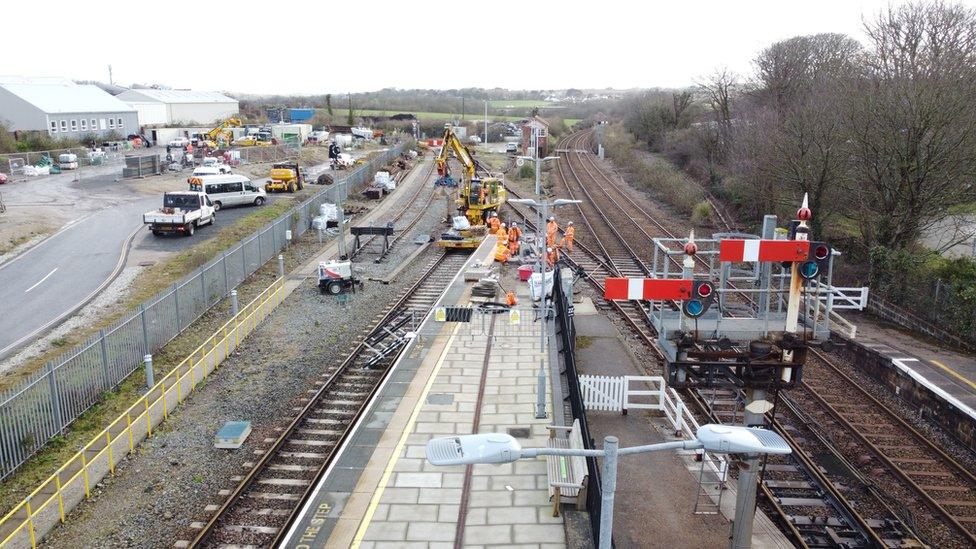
[
  {"x1": 201, "y1": 117, "x2": 243, "y2": 149},
  {"x1": 434, "y1": 125, "x2": 506, "y2": 248}
]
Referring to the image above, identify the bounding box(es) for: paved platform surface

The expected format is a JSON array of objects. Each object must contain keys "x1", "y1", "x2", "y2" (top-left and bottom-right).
[
  {"x1": 573, "y1": 305, "x2": 792, "y2": 549},
  {"x1": 281, "y1": 238, "x2": 568, "y2": 548},
  {"x1": 849, "y1": 312, "x2": 976, "y2": 412}
]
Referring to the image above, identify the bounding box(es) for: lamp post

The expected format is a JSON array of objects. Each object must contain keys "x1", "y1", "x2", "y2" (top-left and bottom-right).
[
  {"x1": 517, "y1": 152, "x2": 559, "y2": 196},
  {"x1": 426, "y1": 425, "x2": 792, "y2": 549},
  {"x1": 509, "y1": 198, "x2": 581, "y2": 419}
]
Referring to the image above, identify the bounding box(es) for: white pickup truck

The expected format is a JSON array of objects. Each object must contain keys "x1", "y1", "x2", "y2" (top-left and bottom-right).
[{"x1": 143, "y1": 191, "x2": 216, "y2": 236}]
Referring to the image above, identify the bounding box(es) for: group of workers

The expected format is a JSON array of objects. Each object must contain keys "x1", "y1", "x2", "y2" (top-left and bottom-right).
[{"x1": 488, "y1": 211, "x2": 575, "y2": 266}]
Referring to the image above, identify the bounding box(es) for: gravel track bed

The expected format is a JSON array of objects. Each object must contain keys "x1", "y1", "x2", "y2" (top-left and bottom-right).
[{"x1": 40, "y1": 163, "x2": 448, "y2": 549}]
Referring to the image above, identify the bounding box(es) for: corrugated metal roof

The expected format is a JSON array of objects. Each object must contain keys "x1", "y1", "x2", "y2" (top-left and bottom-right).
[
  {"x1": 120, "y1": 89, "x2": 237, "y2": 104},
  {"x1": 0, "y1": 79, "x2": 135, "y2": 114}
]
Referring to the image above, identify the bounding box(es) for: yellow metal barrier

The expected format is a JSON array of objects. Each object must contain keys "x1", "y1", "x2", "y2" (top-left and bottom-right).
[{"x1": 0, "y1": 278, "x2": 286, "y2": 548}]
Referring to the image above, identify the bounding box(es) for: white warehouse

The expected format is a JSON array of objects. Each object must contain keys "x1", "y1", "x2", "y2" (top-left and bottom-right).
[
  {"x1": 118, "y1": 89, "x2": 238, "y2": 126},
  {"x1": 0, "y1": 76, "x2": 138, "y2": 139}
]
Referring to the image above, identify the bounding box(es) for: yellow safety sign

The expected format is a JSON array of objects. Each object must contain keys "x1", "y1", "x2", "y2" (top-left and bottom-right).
[
  {"x1": 435, "y1": 307, "x2": 447, "y2": 322},
  {"x1": 509, "y1": 309, "x2": 521, "y2": 325}
]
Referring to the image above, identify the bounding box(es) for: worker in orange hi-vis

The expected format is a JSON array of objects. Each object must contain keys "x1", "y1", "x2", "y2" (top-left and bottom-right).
[
  {"x1": 561, "y1": 221, "x2": 575, "y2": 252},
  {"x1": 488, "y1": 212, "x2": 501, "y2": 234},
  {"x1": 508, "y1": 221, "x2": 522, "y2": 256},
  {"x1": 497, "y1": 223, "x2": 509, "y2": 245},
  {"x1": 546, "y1": 216, "x2": 559, "y2": 247},
  {"x1": 494, "y1": 234, "x2": 511, "y2": 263},
  {"x1": 479, "y1": 183, "x2": 488, "y2": 206},
  {"x1": 546, "y1": 246, "x2": 559, "y2": 268}
]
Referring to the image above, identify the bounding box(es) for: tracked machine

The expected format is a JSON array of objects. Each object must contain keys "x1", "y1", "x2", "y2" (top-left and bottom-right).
[{"x1": 433, "y1": 124, "x2": 506, "y2": 249}]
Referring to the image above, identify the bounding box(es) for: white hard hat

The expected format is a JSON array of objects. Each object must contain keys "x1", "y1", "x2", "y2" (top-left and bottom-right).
[
  {"x1": 511, "y1": 222, "x2": 517, "y2": 226},
  {"x1": 567, "y1": 221, "x2": 573, "y2": 225},
  {"x1": 492, "y1": 211, "x2": 498, "y2": 216},
  {"x1": 549, "y1": 216, "x2": 555, "y2": 221},
  {"x1": 547, "y1": 247, "x2": 553, "y2": 252}
]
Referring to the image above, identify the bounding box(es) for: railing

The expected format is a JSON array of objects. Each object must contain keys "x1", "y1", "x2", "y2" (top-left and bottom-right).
[
  {"x1": 0, "y1": 142, "x2": 407, "y2": 480},
  {"x1": 576, "y1": 374, "x2": 730, "y2": 485},
  {"x1": 0, "y1": 277, "x2": 285, "y2": 548},
  {"x1": 552, "y1": 266, "x2": 606, "y2": 547}
]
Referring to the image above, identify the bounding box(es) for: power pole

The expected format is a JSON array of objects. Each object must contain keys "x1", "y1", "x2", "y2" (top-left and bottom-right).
[{"x1": 108, "y1": 65, "x2": 113, "y2": 86}]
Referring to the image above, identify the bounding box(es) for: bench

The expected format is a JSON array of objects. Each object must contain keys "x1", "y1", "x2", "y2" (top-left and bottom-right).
[{"x1": 545, "y1": 418, "x2": 589, "y2": 517}]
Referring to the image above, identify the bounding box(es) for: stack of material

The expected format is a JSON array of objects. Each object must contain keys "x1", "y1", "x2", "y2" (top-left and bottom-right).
[
  {"x1": 312, "y1": 203, "x2": 339, "y2": 230},
  {"x1": 472, "y1": 277, "x2": 499, "y2": 301},
  {"x1": 122, "y1": 154, "x2": 161, "y2": 178}
]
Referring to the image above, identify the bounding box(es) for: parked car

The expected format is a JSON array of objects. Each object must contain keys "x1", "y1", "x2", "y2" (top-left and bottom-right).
[
  {"x1": 505, "y1": 142, "x2": 518, "y2": 154},
  {"x1": 168, "y1": 137, "x2": 190, "y2": 148},
  {"x1": 201, "y1": 157, "x2": 231, "y2": 173}
]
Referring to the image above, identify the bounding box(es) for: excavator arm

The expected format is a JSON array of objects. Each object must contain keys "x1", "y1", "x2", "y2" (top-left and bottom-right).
[
  {"x1": 435, "y1": 125, "x2": 475, "y2": 185},
  {"x1": 206, "y1": 117, "x2": 243, "y2": 144}
]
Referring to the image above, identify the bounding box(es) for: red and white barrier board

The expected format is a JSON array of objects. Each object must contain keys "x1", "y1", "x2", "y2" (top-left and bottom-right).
[
  {"x1": 719, "y1": 239, "x2": 809, "y2": 263},
  {"x1": 604, "y1": 278, "x2": 692, "y2": 300}
]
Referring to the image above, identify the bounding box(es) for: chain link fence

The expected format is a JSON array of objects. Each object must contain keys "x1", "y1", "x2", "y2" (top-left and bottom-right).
[
  {"x1": 0, "y1": 147, "x2": 128, "y2": 179},
  {"x1": 0, "y1": 142, "x2": 408, "y2": 479}
]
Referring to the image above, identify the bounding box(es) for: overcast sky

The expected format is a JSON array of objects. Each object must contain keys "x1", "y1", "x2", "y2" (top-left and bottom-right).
[{"x1": 9, "y1": 0, "x2": 975, "y2": 95}]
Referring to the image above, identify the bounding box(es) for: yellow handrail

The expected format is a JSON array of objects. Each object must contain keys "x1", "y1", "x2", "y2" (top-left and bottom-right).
[{"x1": 0, "y1": 277, "x2": 286, "y2": 548}]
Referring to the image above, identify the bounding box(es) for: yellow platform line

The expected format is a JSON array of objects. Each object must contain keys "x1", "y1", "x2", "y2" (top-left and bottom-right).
[
  {"x1": 351, "y1": 324, "x2": 462, "y2": 548},
  {"x1": 930, "y1": 359, "x2": 976, "y2": 392}
]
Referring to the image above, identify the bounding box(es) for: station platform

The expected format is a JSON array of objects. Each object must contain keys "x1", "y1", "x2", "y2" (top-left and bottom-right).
[
  {"x1": 280, "y1": 240, "x2": 571, "y2": 548},
  {"x1": 850, "y1": 312, "x2": 976, "y2": 410},
  {"x1": 279, "y1": 231, "x2": 798, "y2": 548},
  {"x1": 840, "y1": 312, "x2": 976, "y2": 452},
  {"x1": 571, "y1": 300, "x2": 793, "y2": 549}
]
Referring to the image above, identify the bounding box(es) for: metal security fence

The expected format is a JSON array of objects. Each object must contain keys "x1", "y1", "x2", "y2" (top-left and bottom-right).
[{"x1": 0, "y1": 142, "x2": 407, "y2": 480}]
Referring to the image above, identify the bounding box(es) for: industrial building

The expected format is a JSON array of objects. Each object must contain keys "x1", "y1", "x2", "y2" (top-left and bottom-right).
[
  {"x1": 117, "y1": 89, "x2": 238, "y2": 126},
  {"x1": 0, "y1": 76, "x2": 138, "y2": 139}
]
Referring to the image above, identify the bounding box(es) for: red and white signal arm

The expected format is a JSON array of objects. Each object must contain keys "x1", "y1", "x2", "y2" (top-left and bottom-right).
[
  {"x1": 604, "y1": 278, "x2": 693, "y2": 301},
  {"x1": 719, "y1": 239, "x2": 809, "y2": 263}
]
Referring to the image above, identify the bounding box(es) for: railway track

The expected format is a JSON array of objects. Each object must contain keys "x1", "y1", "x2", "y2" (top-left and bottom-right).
[
  {"x1": 794, "y1": 350, "x2": 976, "y2": 547},
  {"x1": 186, "y1": 249, "x2": 471, "y2": 548},
  {"x1": 506, "y1": 130, "x2": 935, "y2": 547},
  {"x1": 350, "y1": 158, "x2": 437, "y2": 261}
]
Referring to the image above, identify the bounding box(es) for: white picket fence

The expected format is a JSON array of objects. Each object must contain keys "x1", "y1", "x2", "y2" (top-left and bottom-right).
[{"x1": 578, "y1": 375, "x2": 728, "y2": 482}]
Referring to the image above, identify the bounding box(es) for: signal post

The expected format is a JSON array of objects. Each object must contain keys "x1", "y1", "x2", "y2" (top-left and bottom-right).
[{"x1": 603, "y1": 195, "x2": 861, "y2": 549}]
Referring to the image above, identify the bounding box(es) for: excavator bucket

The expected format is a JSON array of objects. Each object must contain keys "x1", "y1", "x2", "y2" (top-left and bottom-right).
[{"x1": 435, "y1": 174, "x2": 458, "y2": 187}]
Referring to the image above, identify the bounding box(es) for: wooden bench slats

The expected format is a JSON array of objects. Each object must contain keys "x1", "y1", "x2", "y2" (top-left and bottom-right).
[{"x1": 545, "y1": 419, "x2": 588, "y2": 517}]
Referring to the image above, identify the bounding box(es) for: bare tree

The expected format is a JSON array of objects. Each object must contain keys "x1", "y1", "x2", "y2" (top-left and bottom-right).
[
  {"x1": 740, "y1": 34, "x2": 862, "y2": 236},
  {"x1": 847, "y1": 1, "x2": 976, "y2": 250},
  {"x1": 696, "y1": 69, "x2": 737, "y2": 162}
]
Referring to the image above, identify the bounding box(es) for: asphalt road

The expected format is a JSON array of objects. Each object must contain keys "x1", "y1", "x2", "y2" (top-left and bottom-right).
[
  {"x1": 0, "y1": 145, "x2": 376, "y2": 361},
  {"x1": 0, "y1": 175, "x2": 281, "y2": 360}
]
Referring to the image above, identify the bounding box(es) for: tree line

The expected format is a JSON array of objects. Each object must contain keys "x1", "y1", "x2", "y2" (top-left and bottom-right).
[{"x1": 624, "y1": 1, "x2": 976, "y2": 255}]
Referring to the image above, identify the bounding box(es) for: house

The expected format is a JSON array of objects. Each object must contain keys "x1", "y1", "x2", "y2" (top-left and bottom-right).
[
  {"x1": 0, "y1": 76, "x2": 138, "y2": 139},
  {"x1": 520, "y1": 116, "x2": 550, "y2": 156},
  {"x1": 117, "y1": 89, "x2": 238, "y2": 126}
]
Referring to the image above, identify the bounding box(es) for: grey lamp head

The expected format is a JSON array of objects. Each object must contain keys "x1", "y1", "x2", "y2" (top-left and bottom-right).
[
  {"x1": 425, "y1": 434, "x2": 523, "y2": 466},
  {"x1": 695, "y1": 424, "x2": 791, "y2": 455}
]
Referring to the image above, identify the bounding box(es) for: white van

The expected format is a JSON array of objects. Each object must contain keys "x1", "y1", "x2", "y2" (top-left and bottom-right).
[{"x1": 188, "y1": 174, "x2": 266, "y2": 210}]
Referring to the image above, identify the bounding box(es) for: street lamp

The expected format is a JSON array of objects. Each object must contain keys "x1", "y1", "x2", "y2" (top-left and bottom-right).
[
  {"x1": 508, "y1": 197, "x2": 581, "y2": 419},
  {"x1": 516, "y1": 154, "x2": 559, "y2": 196},
  {"x1": 426, "y1": 425, "x2": 791, "y2": 549}
]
